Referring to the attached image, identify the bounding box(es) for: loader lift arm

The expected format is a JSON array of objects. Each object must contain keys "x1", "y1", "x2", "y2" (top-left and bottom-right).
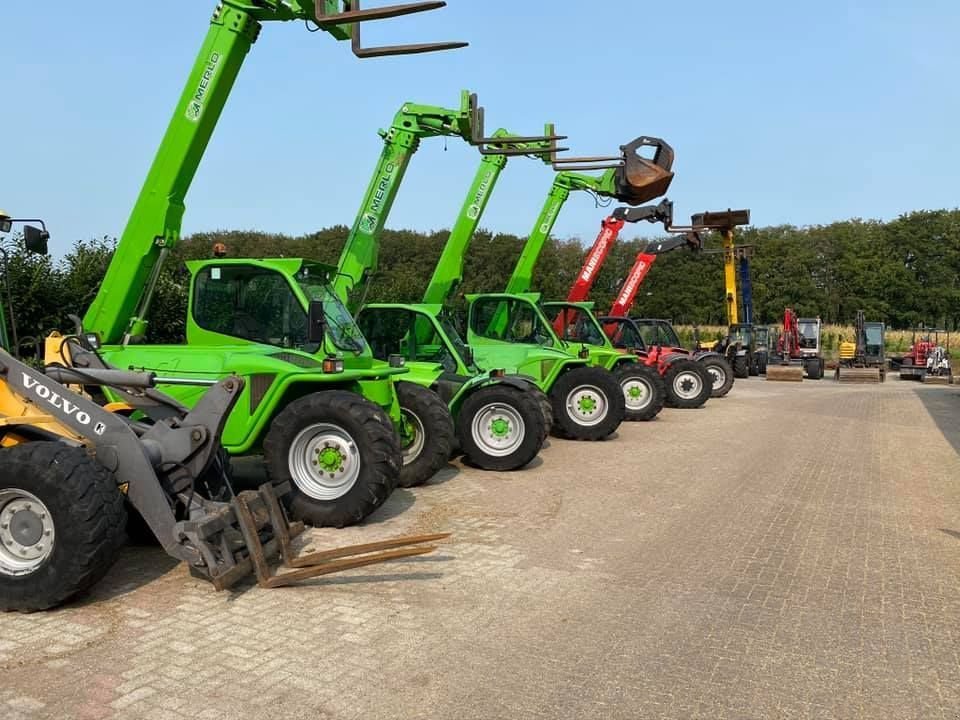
[{"x1": 82, "y1": 1, "x2": 466, "y2": 345}]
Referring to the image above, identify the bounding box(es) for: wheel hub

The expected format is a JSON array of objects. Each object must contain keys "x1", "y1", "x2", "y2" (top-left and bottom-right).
[
  {"x1": 399, "y1": 410, "x2": 426, "y2": 465},
  {"x1": 566, "y1": 385, "x2": 608, "y2": 426},
  {"x1": 622, "y1": 378, "x2": 651, "y2": 410},
  {"x1": 0, "y1": 490, "x2": 55, "y2": 576},
  {"x1": 471, "y1": 403, "x2": 525, "y2": 457},
  {"x1": 706, "y1": 366, "x2": 723, "y2": 389},
  {"x1": 289, "y1": 424, "x2": 361, "y2": 501},
  {"x1": 674, "y1": 371, "x2": 703, "y2": 400}
]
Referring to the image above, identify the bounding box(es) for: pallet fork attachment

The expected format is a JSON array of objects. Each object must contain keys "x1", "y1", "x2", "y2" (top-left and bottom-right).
[
  {"x1": 228, "y1": 483, "x2": 448, "y2": 589},
  {"x1": 313, "y1": 1, "x2": 468, "y2": 57}
]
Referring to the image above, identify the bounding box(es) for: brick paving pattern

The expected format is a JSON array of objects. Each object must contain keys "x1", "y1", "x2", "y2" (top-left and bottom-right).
[{"x1": 2, "y1": 379, "x2": 959, "y2": 719}]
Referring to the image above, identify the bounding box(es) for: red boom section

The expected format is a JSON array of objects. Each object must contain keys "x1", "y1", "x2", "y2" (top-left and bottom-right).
[
  {"x1": 566, "y1": 216, "x2": 626, "y2": 303},
  {"x1": 609, "y1": 253, "x2": 657, "y2": 317}
]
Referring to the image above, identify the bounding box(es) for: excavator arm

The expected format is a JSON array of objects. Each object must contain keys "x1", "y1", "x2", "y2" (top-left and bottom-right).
[{"x1": 82, "y1": 1, "x2": 466, "y2": 345}]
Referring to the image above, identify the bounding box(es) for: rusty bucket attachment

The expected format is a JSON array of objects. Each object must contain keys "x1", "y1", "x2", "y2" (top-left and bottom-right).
[
  {"x1": 183, "y1": 483, "x2": 448, "y2": 591},
  {"x1": 313, "y1": 1, "x2": 468, "y2": 58},
  {"x1": 614, "y1": 136, "x2": 676, "y2": 204},
  {"x1": 690, "y1": 209, "x2": 752, "y2": 231},
  {"x1": 766, "y1": 364, "x2": 804, "y2": 382}
]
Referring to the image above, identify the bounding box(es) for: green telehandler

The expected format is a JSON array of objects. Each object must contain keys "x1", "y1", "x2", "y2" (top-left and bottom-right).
[
  {"x1": 68, "y1": 1, "x2": 469, "y2": 527},
  {"x1": 327, "y1": 98, "x2": 563, "y2": 470}
]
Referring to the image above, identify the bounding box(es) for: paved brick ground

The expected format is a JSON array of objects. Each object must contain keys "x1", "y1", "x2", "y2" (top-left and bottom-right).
[{"x1": 2, "y1": 378, "x2": 960, "y2": 719}]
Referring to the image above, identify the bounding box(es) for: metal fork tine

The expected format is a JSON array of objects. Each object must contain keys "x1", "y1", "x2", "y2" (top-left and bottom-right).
[
  {"x1": 263, "y1": 545, "x2": 439, "y2": 588},
  {"x1": 286, "y1": 532, "x2": 451, "y2": 568},
  {"x1": 314, "y1": 1, "x2": 448, "y2": 25}
]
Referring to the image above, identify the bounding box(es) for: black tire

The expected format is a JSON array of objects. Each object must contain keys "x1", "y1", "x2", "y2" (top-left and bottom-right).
[
  {"x1": 805, "y1": 359, "x2": 824, "y2": 380},
  {"x1": 748, "y1": 357, "x2": 759, "y2": 376},
  {"x1": 396, "y1": 382, "x2": 455, "y2": 488},
  {"x1": 549, "y1": 367, "x2": 625, "y2": 440},
  {"x1": 733, "y1": 354, "x2": 750, "y2": 379},
  {"x1": 457, "y1": 385, "x2": 545, "y2": 471},
  {"x1": 758, "y1": 355, "x2": 768, "y2": 375},
  {"x1": 531, "y1": 387, "x2": 554, "y2": 438},
  {"x1": 263, "y1": 391, "x2": 401, "y2": 528},
  {"x1": 700, "y1": 356, "x2": 735, "y2": 398},
  {"x1": 616, "y1": 363, "x2": 665, "y2": 421},
  {"x1": 664, "y1": 359, "x2": 713, "y2": 409},
  {"x1": 0, "y1": 442, "x2": 126, "y2": 612}
]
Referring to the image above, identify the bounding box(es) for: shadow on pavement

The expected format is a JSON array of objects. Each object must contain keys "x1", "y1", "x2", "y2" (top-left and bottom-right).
[
  {"x1": 941, "y1": 529, "x2": 960, "y2": 541},
  {"x1": 913, "y1": 387, "x2": 960, "y2": 454}
]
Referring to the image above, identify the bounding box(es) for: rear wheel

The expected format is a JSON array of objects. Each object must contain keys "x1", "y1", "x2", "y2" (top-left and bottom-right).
[
  {"x1": 0, "y1": 443, "x2": 126, "y2": 612},
  {"x1": 732, "y1": 354, "x2": 750, "y2": 379},
  {"x1": 664, "y1": 359, "x2": 712, "y2": 409},
  {"x1": 396, "y1": 382, "x2": 454, "y2": 488},
  {"x1": 616, "y1": 364, "x2": 665, "y2": 421},
  {"x1": 264, "y1": 391, "x2": 401, "y2": 528},
  {"x1": 549, "y1": 367, "x2": 625, "y2": 440},
  {"x1": 457, "y1": 385, "x2": 545, "y2": 471},
  {"x1": 701, "y1": 356, "x2": 734, "y2": 398}
]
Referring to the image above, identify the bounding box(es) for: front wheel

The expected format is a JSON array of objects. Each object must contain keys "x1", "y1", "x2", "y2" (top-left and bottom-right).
[
  {"x1": 0, "y1": 443, "x2": 126, "y2": 612},
  {"x1": 616, "y1": 364, "x2": 665, "y2": 421},
  {"x1": 701, "y1": 356, "x2": 734, "y2": 398},
  {"x1": 732, "y1": 354, "x2": 750, "y2": 379},
  {"x1": 664, "y1": 359, "x2": 712, "y2": 409},
  {"x1": 457, "y1": 385, "x2": 545, "y2": 471},
  {"x1": 263, "y1": 391, "x2": 401, "y2": 528},
  {"x1": 396, "y1": 382, "x2": 455, "y2": 488},
  {"x1": 549, "y1": 367, "x2": 625, "y2": 440}
]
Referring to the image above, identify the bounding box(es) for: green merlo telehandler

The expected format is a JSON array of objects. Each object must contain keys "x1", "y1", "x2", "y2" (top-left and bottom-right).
[
  {"x1": 69, "y1": 1, "x2": 469, "y2": 527},
  {"x1": 328, "y1": 95, "x2": 564, "y2": 470}
]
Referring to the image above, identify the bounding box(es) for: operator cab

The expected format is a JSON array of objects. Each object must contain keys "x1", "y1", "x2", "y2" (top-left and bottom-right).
[
  {"x1": 356, "y1": 305, "x2": 478, "y2": 376},
  {"x1": 597, "y1": 317, "x2": 648, "y2": 352},
  {"x1": 542, "y1": 303, "x2": 606, "y2": 346},
  {"x1": 189, "y1": 259, "x2": 367, "y2": 354}
]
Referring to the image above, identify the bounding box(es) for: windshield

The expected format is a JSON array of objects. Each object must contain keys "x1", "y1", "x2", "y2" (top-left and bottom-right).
[
  {"x1": 731, "y1": 326, "x2": 753, "y2": 345},
  {"x1": 754, "y1": 327, "x2": 769, "y2": 346},
  {"x1": 864, "y1": 324, "x2": 883, "y2": 356},
  {"x1": 440, "y1": 315, "x2": 479, "y2": 372},
  {"x1": 605, "y1": 319, "x2": 645, "y2": 350},
  {"x1": 297, "y1": 277, "x2": 367, "y2": 353},
  {"x1": 798, "y1": 321, "x2": 819, "y2": 349},
  {"x1": 470, "y1": 297, "x2": 556, "y2": 347},
  {"x1": 549, "y1": 305, "x2": 606, "y2": 346}
]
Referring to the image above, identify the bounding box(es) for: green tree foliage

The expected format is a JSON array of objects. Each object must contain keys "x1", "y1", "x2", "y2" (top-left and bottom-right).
[{"x1": 3, "y1": 209, "x2": 960, "y2": 354}]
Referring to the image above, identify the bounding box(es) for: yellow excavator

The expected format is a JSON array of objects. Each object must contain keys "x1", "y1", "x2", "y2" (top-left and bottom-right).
[{"x1": 835, "y1": 310, "x2": 885, "y2": 383}]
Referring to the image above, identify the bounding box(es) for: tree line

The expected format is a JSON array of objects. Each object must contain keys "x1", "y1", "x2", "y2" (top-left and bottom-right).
[{"x1": 2, "y1": 208, "x2": 958, "y2": 353}]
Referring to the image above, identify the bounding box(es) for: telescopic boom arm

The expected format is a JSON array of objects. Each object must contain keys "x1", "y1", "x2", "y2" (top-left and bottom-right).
[
  {"x1": 503, "y1": 136, "x2": 674, "y2": 295},
  {"x1": 332, "y1": 94, "x2": 564, "y2": 308},
  {"x1": 83, "y1": 1, "x2": 466, "y2": 345}
]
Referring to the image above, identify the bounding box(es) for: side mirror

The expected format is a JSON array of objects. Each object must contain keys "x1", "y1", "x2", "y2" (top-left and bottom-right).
[
  {"x1": 307, "y1": 301, "x2": 327, "y2": 344},
  {"x1": 0, "y1": 216, "x2": 11, "y2": 233},
  {"x1": 23, "y1": 225, "x2": 49, "y2": 255}
]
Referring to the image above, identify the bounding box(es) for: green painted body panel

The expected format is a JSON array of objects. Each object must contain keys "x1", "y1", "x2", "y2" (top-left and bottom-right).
[{"x1": 98, "y1": 342, "x2": 402, "y2": 454}]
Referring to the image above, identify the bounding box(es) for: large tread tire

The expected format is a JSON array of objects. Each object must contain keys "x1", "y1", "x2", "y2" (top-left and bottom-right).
[
  {"x1": 616, "y1": 363, "x2": 665, "y2": 422},
  {"x1": 263, "y1": 391, "x2": 401, "y2": 528},
  {"x1": 457, "y1": 385, "x2": 545, "y2": 471},
  {"x1": 549, "y1": 367, "x2": 625, "y2": 441},
  {"x1": 701, "y1": 356, "x2": 735, "y2": 398},
  {"x1": 733, "y1": 355, "x2": 750, "y2": 379},
  {"x1": 396, "y1": 382, "x2": 455, "y2": 488},
  {"x1": 530, "y1": 387, "x2": 554, "y2": 439},
  {"x1": 664, "y1": 359, "x2": 712, "y2": 409},
  {"x1": 0, "y1": 442, "x2": 126, "y2": 612}
]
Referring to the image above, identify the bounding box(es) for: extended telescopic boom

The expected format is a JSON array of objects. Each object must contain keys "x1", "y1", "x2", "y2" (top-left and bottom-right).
[{"x1": 83, "y1": 1, "x2": 466, "y2": 345}]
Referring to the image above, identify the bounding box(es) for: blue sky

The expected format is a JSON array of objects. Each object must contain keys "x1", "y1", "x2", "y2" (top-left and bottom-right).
[{"x1": 2, "y1": 1, "x2": 958, "y2": 256}]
